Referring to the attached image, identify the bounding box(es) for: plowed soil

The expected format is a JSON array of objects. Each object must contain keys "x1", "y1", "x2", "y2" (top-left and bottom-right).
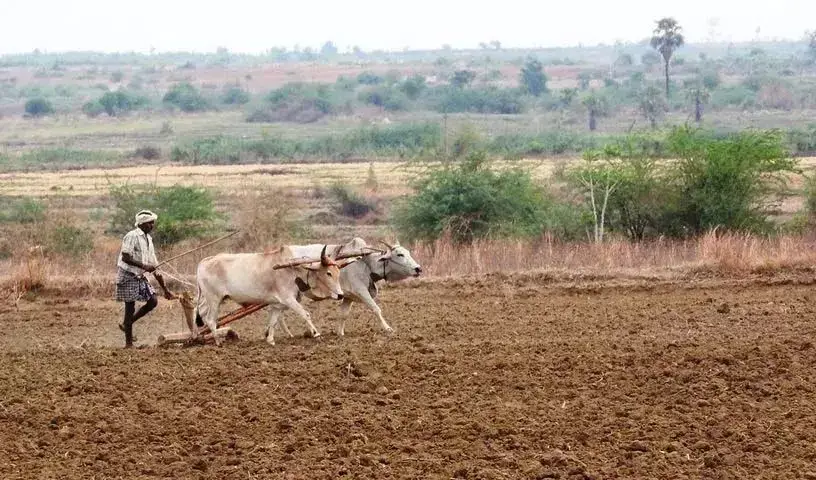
[{"x1": 2, "y1": 274, "x2": 816, "y2": 479}]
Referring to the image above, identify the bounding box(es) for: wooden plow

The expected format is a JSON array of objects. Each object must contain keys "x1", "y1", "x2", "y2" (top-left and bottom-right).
[{"x1": 156, "y1": 292, "x2": 268, "y2": 347}]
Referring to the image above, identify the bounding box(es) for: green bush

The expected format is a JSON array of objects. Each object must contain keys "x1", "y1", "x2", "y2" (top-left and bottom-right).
[
  {"x1": 162, "y1": 82, "x2": 210, "y2": 112},
  {"x1": 24, "y1": 97, "x2": 55, "y2": 117},
  {"x1": 710, "y1": 85, "x2": 756, "y2": 109},
  {"x1": 329, "y1": 183, "x2": 377, "y2": 218},
  {"x1": 0, "y1": 197, "x2": 46, "y2": 223},
  {"x1": 49, "y1": 225, "x2": 94, "y2": 258},
  {"x1": 519, "y1": 57, "x2": 548, "y2": 96},
  {"x1": 221, "y1": 84, "x2": 250, "y2": 105},
  {"x1": 358, "y1": 86, "x2": 409, "y2": 111},
  {"x1": 562, "y1": 138, "x2": 672, "y2": 240},
  {"x1": 13, "y1": 148, "x2": 121, "y2": 171},
  {"x1": 108, "y1": 184, "x2": 222, "y2": 246},
  {"x1": 665, "y1": 126, "x2": 798, "y2": 234},
  {"x1": 560, "y1": 127, "x2": 798, "y2": 239},
  {"x1": 357, "y1": 71, "x2": 383, "y2": 85},
  {"x1": 393, "y1": 150, "x2": 565, "y2": 244},
  {"x1": 251, "y1": 82, "x2": 348, "y2": 123},
  {"x1": 84, "y1": 89, "x2": 150, "y2": 117},
  {"x1": 400, "y1": 75, "x2": 427, "y2": 100},
  {"x1": 171, "y1": 123, "x2": 442, "y2": 163},
  {"x1": 431, "y1": 86, "x2": 525, "y2": 114}
]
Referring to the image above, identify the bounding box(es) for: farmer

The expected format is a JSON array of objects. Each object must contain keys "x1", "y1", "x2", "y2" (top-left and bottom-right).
[{"x1": 115, "y1": 209, "x2": 174, "y2": 348}]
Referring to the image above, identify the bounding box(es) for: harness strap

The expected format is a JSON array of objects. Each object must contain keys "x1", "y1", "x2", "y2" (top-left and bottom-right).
[{"x1": 295, "y1": 269, "x2": 328, "y2": 301}]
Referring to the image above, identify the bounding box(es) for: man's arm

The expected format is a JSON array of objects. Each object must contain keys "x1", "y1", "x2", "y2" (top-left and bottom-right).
[
  {"x1": 152, "y1": 271, "x2": 175, "y2": 299},
  {"x1": 121, "y1": 252, "x2": 156, "y2": 272}
]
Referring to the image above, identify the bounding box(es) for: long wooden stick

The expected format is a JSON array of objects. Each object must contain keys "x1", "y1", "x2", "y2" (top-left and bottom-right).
[
  {"x1": 196, "y1": 303, "x2": 268, "y2": 335},
  {"x1": 155, "y1": 230, "x2": 239, "y2": 269}
]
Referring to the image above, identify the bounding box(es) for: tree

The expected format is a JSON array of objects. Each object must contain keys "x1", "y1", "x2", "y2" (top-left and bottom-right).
[
  {"x1": 639, "y1": 85, "x2": 667, "y2": 128},
  {"x1": 666, "y1": 126, "x2": 798, "y2": 235},
  {"x1": 400, "y1": 75, "x2": 427, "y2": 100},
  {"x1": 519, "y1": 57, "x2": 548, "y2": 96},
  {"x1": 320, "y1": 41, "x2": 338, "y2": 57},
  {"x1": 560, "y1": 88, "x2": 579, "y2": 108},
  {"x1": 24, "y1": 98, "x2": 55, "y2": 117},
  {"x1": 566, "y1": 151, "x2": 621, "y2": 243},
  {"x1": 684, "y1": 80, "x2": 710, "y2": 123},
  {"x1": 581, "y1": 93, "x2": 609, "y2": 131},
  {"x1": 450, "y1": 70, "x2": 476, "y2": 88},
  {"x1": 650, "y1": 17, "x2": 685, "y2": 99},
  {"x1": 807, "y1": 30, "x2": 816, "y2": 61}
]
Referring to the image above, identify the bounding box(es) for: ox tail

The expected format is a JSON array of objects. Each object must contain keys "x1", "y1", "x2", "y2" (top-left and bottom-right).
[{"x1": 195, "y1": 311, "x2": 204, "y2": 328}]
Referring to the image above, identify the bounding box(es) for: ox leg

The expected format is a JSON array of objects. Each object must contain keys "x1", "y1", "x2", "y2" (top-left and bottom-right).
[
  {"x1": 198, "y1": 299, "x2": 223, "y2": 346},
  {"x1": 358, "y1": 291, "x2": 393, "y2": 334},
  {"x1": 281, "y1": 297, "x2": 321, "y2": 339},
  {"x1": 264, "y1": 306, "x2": 285, "y2": 345},
  {"x1": 337, "y1": 298, "x2": 353, "y2": 337},
  {"x1": 267, "y1": 311, "x2": 295, "y2": 341},
  {"x1": 279, "y1": 317, "x2": 295, "y2": 338}
]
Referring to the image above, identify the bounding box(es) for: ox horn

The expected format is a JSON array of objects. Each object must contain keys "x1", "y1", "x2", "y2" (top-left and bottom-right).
[
  {"x1": 321, "y1": 245, "x2": 331, "y2": 266},
  {"x1": 272, "y1": 256, "x2": 324, "y2": 269},
  {"x1": 379, "y1": 240, "x2": 394, "y2": 250}
]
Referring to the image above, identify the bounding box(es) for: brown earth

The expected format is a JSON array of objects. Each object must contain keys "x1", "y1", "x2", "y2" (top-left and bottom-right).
[{"x1": 2, "y1": 274, "x2": 816, "y2": 479}]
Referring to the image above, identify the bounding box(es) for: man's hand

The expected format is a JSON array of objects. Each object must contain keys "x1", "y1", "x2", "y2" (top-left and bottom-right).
[
  {"x1": 164, "y1": 290, "x2": 177, "y2": 300},
  {"x1": 142, "y1": 263, "x2": 157, "y2": 273}
]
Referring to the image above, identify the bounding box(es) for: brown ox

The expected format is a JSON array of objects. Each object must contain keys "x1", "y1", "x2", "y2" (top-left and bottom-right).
[{"x1": 192, "y1": 245, "x2": 353, "y2": 345}]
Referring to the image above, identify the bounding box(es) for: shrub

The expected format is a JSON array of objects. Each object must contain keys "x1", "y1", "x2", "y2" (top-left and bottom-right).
[
  {"x1": 162, "y1": 82, "x2": 210, "y2": 112},
  {"x1": 49, "y1": 225, "x2": 93, "y2": 258},
  {"x1": 562, "y1": 138, "x2": 672, "y2": 241},
  {"x1": 85, "y1": 90, "x2": 150, "y2": 117},
  {"x1": 251, "y1": 82, "x2": 347, "y2": 123},
  {"x1": 15, "y1": 148, "x2": 121, "y2": 171},
  {"x1": 221, "y1": 84, "x2": 250, "y2": 105},
  {"x1": 400, "y1": 75, "x2": 427, "y2": 100},
  {"x1": 133, "y1": 145, "x2": 161, "y2": 160},
  {"x1": 329, "y1": 183, "x2": 377, "y2": 218},
  {"x1": 519, "y1": 57, "x2": 548, "y2": 96},
  {"x1": 710, "y1": 85, "x2": 756, "y2": 109},
  {"x1": 431, "y1": 86, "x2": 525, "y2": 114},
  {"x1": 108, "y1": 184, "x2": 222, "y2": 246},
  {"x1": 357, "y1": 71, "x2": 383, "y2": 85},
  {"x1": 24, "y1": 97, "x2": 54, "y2": 117},
  {"x1": 82, "y1": 101, "x2": 105, "y2": 117},
  {"x1": 664, "y1": 126, "x2": 798, "y2": 235},
  {"x1": 393, "y1": 150, "x2": 560, "y2": 244},
  {"x1": 0, "y1": 197, "x2": 46, "y2": 223}
]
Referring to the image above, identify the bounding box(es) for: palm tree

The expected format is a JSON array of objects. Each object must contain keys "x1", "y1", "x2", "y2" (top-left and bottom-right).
[{"x1": 650, "y1": 18, "x2": 685, "y2": 99}]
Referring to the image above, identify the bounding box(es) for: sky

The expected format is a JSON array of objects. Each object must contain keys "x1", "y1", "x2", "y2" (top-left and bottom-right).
[{"x1": 1, "y1": 0, "x2": 813, "y2": 55}]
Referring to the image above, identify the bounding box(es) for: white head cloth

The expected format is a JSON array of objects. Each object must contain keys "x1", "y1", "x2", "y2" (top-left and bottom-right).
[{"x1": 134, "y1": 210, "x2": 158, "y2": 227}]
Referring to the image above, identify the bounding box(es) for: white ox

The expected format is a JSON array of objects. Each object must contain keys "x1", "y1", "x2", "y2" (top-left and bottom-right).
[
  {"x1": 192, "y1": 245, "x2": 355, "y2": 345},
  {"x1": 276, "y1": 237, "x2": 422, "y2": 337}
]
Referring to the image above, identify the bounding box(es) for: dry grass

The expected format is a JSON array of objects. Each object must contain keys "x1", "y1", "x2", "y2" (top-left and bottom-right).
[
  {"x1": 412, "y1": 230, "x2": 816, "y2": 280},
  {"x1": 4, "y1": 230, "x2": 816, "y2": 300},
  {"x1": 0, "y1": 160, "x2": 560, "y2": 197}
]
